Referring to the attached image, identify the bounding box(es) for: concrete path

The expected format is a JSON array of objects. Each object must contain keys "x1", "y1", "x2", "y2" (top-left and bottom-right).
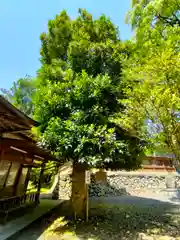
[
  {"x1": 107, "y1": 170, "x2": 180, "y2": 176},
  {"x1": 90, "y1": 195, "x2": 175, "y2": 206},
  {"x1": 90, "y1": 188, "x2": 180, "y2": 208},
  {"x1": 131, "y1": 188, "x2": 180, "y2": 204},
  {"x1": 0, "y1": 199, "x2": 63, "y2": 240}
]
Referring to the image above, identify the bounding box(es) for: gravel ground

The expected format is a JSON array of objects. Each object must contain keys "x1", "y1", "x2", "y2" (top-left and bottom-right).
[{"x1": 9, "y1": 193, "x2": 180, "y2": 240}]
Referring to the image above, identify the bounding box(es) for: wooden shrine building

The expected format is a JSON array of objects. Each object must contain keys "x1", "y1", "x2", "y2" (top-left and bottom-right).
[
  {"x1": 141, "y1": 155, "x2": 176, "y2": 172},
  {"x1": 0, "y1": 96, "x2": 57, "y2": 222}
]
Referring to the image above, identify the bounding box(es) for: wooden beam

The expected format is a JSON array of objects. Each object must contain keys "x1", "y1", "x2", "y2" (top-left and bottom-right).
[
  {"x1": 0, "y1": 138, "x2": 55, "y2": 161},
  {"x1": 0, "y1": 96, "x2": 37, "y2": 127},
  {"x1": 0, "y1": 115, "x2": 30, "y2": 133},
  {"x1": 22, "y1": 163, "x2": 41, "y2": 168},
  {"x1": 145, "y1": 156, "x2": 171, "y2": 161}
]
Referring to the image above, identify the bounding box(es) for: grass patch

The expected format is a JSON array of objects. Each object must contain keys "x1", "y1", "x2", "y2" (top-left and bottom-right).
[
  {"x1": 26, "y1": 188, "x2": 50, "y2": 193},
  {"x1": 40, "y1": 188, "x2": 50, "y2": 193},
  {"x1": 27, "y1": 180, "x2": 53, "y2": 194}
]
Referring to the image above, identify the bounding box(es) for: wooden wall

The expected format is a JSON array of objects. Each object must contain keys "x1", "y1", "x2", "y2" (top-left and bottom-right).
[{"x1": 0, "y1": 149, "x2": 30, "y2": 198}]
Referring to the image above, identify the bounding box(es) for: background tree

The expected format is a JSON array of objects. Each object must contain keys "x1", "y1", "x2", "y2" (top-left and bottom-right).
[
  {"x1": 34, "y1": 9, "x2": 143, "y2": 217},
  {"x1": 0, "y1": 76, "x2": 36, "y2": 117},
  {"x1": 121, "y1": 0, "x2": 180, "y2": 163},
  {"x1": 129, "y1": 0, "x2": 180, "y2": 27},
  {"x1": 127, "y1": 0, "x2": 180, "y2": 43}
]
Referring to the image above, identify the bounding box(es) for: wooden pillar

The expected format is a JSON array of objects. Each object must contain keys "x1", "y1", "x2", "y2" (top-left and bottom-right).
[
  {"x1": 24, "y1": 156, "x2": 34, "y2": 193},
  {"x1": 71, "y1": 161, "x2": 87, "y2": 219},
  {"x1": 23, "y1": 167, "x2": 31, "y2": 193},
  {"x1": 13, "y1": 163, "x2": 22, "y2": 195},
  {"x1": 36, "y1": 161, "x2": 46, "y2": 203}
]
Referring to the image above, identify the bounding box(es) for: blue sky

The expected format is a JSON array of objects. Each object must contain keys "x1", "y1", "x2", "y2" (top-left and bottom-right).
[{"x1": 0, "y1": 0, "x2": 132, "y2": 90}]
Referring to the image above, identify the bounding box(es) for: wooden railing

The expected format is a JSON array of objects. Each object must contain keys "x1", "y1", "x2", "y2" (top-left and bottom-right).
[{"x1": 0, "y1": 191, "x2": 38, "y2": 211}]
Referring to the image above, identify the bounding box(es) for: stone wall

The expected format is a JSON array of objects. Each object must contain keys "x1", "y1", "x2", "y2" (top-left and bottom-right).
[
  {"x1": 107, "y1": 173, "x2": 180, "y2": 189},
  {"x1": 53, "y1": 163, "x2": 72, "y2": 200},
  {"x1": 89, "y1": 171, "x2": 130, "y2": 197},
  {"x1": 89, "y1": 171, "x2": 180, "y2": 197},
  {"x1": 55, "y1": 165, "x2": 180, "y2": 199}
]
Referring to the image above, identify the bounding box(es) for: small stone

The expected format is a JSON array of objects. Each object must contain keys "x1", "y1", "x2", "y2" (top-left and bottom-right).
[
  {"x1": 137, "y1": 233, "x2": 154, "y2": 240},
  {"x1": 137, "y1": 233, "x2": 146, "y2": 240}
]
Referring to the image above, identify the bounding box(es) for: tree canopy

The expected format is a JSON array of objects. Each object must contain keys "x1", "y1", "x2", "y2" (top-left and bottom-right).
[
  {"x1": 129, "y1": 0, "x2": 180, "y2": 27},
  {"x1": 34, "y1": 9, "x2": 143, "y2": 170},
  {"x1": 122, "y1": 0, "x2": 180, "y2": 160},
  {"x1": 127, "y1": 0, "x2": 180, "y2": 43}
]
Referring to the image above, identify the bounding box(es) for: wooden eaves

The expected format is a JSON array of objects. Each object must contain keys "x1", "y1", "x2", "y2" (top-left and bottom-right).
[
  {"x1": 0, "y1": 95, "x2": 38, "y2": 133},
  {"x1": 0, "y1": 95, "x2": 58, "y2": 162}
]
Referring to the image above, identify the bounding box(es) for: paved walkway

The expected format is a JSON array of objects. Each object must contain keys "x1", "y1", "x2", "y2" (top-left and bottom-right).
[
  {"x1": 130, "y1": 188, "x2": 180, "y2": 204},
  {"x1": 90, "y1": 195, "x2": 177, "y2": 206},
  {"x1": 0, "y1": 199, "x2": 63, "y2": 240},
  {"x1": 90, "y1": 188, "x2": 180, "y2": 207}
]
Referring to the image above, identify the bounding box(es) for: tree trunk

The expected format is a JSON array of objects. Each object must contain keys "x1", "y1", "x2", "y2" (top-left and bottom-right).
[{"x1": 71, "y1": 161, "x2": 87, "y2": 219}]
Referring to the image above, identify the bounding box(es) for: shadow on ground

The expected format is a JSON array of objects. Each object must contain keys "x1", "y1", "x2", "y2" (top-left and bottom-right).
[{"x1": 9, "y1": 197, "x2": 180, "y2": 240}]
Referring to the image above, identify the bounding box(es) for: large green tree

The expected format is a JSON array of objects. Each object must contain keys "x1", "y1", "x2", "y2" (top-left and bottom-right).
[{"x1": 34, "y1": 9, "x2": 143, "y2": 217}]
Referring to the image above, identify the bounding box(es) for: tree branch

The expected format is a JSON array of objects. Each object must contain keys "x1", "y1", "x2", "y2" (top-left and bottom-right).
[{"x1": 157, "y1": 13, "x2": 180, "y2": 27}]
